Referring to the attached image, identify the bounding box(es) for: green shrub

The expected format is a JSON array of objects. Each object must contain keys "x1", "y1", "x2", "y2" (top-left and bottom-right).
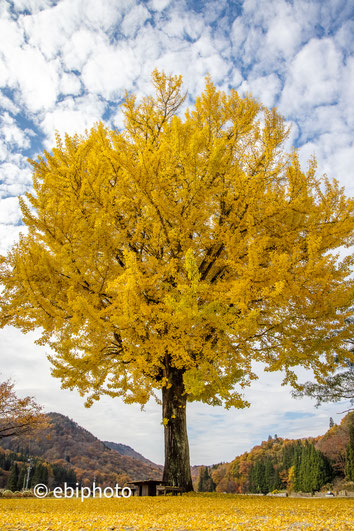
[{"x1": 2, "y1": 490, "x2": 14, "y2": 498}]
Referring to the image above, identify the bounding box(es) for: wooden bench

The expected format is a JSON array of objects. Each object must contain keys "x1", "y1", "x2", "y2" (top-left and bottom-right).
[{"x1": 156, "y1": 485, "x2": 183, "y2": 496}]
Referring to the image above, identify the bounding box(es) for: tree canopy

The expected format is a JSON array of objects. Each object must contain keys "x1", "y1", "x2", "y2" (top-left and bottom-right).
[
  {"x1": 292, "y1": 363, "x2": 354, "y2": 412},
  {"x1": 292, "y1": 317, "x2": 354, "y2": 412},
  {"x1": 0, "y1": 379, "x2": 47, "y2": 440},
  {"x1": 1, "y1": 70, "x2": 353, "y2": 408}
]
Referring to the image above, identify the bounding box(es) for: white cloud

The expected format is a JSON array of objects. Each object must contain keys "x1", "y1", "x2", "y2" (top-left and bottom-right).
[
  {"x1": 20, "y1": 2, "x2": 79, "y2": 61},
  {"x1": 149, "y1": 0, "x2": 170, "y2": 11},
  {"x1": 335, "y1": 19, "x2": 354, "y2": 55},
  {"x1": 0, "y1": 92, "x2": 20, "y2": 114},
  {"x1": 0, "y1": 196, "x2": 22, "y2": 224},
  {"x1": 298, "y1": 133, "x2": 354, "y2": 197},
  {"x1": 121, "y1": 3, "x2": 150, "y2": 37},
  {"x1": 40, "y1": 94, "x2": 106, "y2": 147},
  {"x1": 0, "y1": 112, "x2": 33, "y2": 149},
  {"x1": 82, "y1": 0, "x2": 128, "y2": 32},
  {"x1": 230, "y1": 68, "x2": 243, "y2": 88},
  {"x1": 0, "y1": 152, "x2": 32, "y2": 199},
  {"x1": 19, "y1": 0, "x2": 127, "y2": 60},
  {"x1": 231, "y1": 16, "x2": 247, "y2": 55},
  {"x1": 1, "y1": 44, "x2": 60, "y2": 112},
  {"x1": 163, "y1": 9, "x2": 205, "y2": 40},
  {"x1": 0, "y1": 224, "x2": 27, "y2": 255},
  {"x1": 339, "y1": 56, "x2": 354, "y2": 128},
  {"x1": 61, "y1": 29, "x2": 108, "y2": 71},
  {"x1": 239, "y1": 73, "x2": 281, "y2": 108},
  {"x1": 59, "y1": 72, "x2": 82, "y2": 96},
  {"x1": 0, "y1": 17, "x2": 24, "y2": 50},
  {"x1": 265, "y1": 11, "x2": 302, "y2": 59},
  {"x1": 81, "y1": 43, "x2": 140, "y2": 99},
  {"x1": 239, "y1": 26, "x2": 264, "y2": 67},
  {"x1": 11, "y1": 0, "x2": 56, "y2": 14},
  {"x1": 280, "y1": 38, "x2": 342, "y2": 115}
]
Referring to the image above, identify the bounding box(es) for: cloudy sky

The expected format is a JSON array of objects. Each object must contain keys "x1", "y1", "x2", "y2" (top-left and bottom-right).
[{"x1": 0, "y1": 0, "x2": 353, "y2": 466}]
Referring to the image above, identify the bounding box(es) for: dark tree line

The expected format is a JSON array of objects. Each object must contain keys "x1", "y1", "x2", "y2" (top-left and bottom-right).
[
  {"x1": 1, "y1": 449, "x2": 76, "y2": 491},
  {"x1": 248, "y1": 441, "x2": 332, "y2": 494},
  {"x1": 197, "y1": 466, "x2": 216, "y2": 492},
  {"x1": 346, "y1": 423, "x2": 354, "y2": 481}
]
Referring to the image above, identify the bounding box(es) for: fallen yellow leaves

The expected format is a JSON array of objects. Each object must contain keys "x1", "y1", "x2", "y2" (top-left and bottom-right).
[{"x1": 0, "y1": 493, "x2": 353, "y2": 530}]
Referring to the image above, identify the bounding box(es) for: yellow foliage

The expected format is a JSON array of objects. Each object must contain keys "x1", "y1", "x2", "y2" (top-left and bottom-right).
[
  {"x1": 0, "y1": 495, "x2": 353, "y2": 530},
  {"x1": 0, "y1": 71, "x2": 353, "y2": 409}
]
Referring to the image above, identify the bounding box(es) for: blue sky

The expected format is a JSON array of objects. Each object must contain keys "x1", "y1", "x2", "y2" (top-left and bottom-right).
[{"x1": 0, "y1": 0, "x2": 353, "y2": 465}]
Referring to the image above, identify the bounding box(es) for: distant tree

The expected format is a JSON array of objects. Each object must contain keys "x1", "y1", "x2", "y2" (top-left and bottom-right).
[
  {"x1": 6, "y1": 462, "x2": 19, "y2": 491},
  {"x1": 292, "y1": 364, "x2": 354, "y2": 412},
  {"x1": 16, "y1": 464, "x2": 26, "y2": 490},
  {"x1": 51, "y1": 463, "x2": 77, "y2": 488},
  {"x1": 31, "y1": 462, "x2": 48, "y2": 487},
  {"x1": 293, "y1": 441, "x2": 331, "y2": 493},
  {"x1": 0, "y1": 379, "x2": 48, "y2": 440},
  {"x1": 248, "y1": 460, "x2": 269, "y2": 494},
  {"x1": 292, "y1": 321, "x2": 354, "y2": 412},
  {"x1": 329, "y1": 417, "x2": 335, "y2": 428},
  {"x1": 286, "y1": 465, "x2": 295, "y2": 493},
  {"x1": 1, "y1": 70, "x2": 354, "y2": 491},
  {"x1": 197, "y1": 465, "x2": 216, "y2": 492},
  {"x1": 345, "y1": 423, "x2": 354, "y2": 481}
]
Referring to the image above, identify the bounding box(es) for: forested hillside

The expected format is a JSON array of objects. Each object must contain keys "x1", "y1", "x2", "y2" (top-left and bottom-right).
[
  {"x1": 201, "y1": 412, "x2": 354, "y2": 494},
  {"x1": 0, "y1": 412, "x2": 162, "y2": 488},
  {"x1": 0, "y1": 447, "x2": 77, "y2": 490},
  {"x1": 2, "y1": 411, "x2": 353, "y2": 494}
]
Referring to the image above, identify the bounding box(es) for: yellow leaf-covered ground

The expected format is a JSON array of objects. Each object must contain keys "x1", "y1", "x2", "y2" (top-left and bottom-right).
[{"x1": 0, "y1": 493, "x2": 353, "y2": 530}]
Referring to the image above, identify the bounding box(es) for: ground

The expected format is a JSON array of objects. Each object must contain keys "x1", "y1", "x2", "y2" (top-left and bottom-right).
[{"x1": 0, "y1": 494, "x2": 353, "y2": 530}]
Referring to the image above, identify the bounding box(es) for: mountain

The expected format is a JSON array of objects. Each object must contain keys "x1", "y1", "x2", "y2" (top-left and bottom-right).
[
  {"x1": 2, "y1": 410, "x2": 352, "y2": 494},
  {"x1": 103, "y1": 441, "x2": 157, "y2": 467},
  {"x1": 0, "y1": 412, "x2": 162, "y2": 487}
]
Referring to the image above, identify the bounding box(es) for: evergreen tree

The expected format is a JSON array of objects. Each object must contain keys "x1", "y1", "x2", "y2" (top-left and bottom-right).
[
  {"x1": 197, "y1": 466, "x2": 215, "y2": 492},
  {"x1": 311, "y1": 448, "x2": 331, "y2": 492},
  {"x1": 248, "y1": 457, "x2": 282, "y2": 493},
  {"x1": 66, "y1": 468, "x2": 77, "y2": 488},
  {"x1": 197, "y1": 466, "x2": 205, "y2": 492},
  {"x1": 52, "y1": 463, "x2": 77, "y2": 488},
  {"x1": 16, "y1": 465, "x2": 26, "y2": 490},
  {"x1": 31, "y1": 463, "x2": 48, "y2": 487},
  {"x1": 7, "y1": 462, "x2": 19, "y2": 491},
  {"x1": 345, "y1": 423, "x2": 354, "y2": 481},
  {"x1": 293, "y1": 441, "x2": 331, "y2": 492},
  {"x1": 4, "y1": 456, "x2": 11, "y2": 471},
  {"x1": 273, "y1": 466, "x2": 282, "y2": 491},
  {"x1": 248, "y1": 464, "x2": 256, "y2": 493},
  {"x1": 293, "y1": 443, "x2": 302, "y2": 491},
  {"x1": 264, "y1": 457, "x2": 274, "y2": 492}
]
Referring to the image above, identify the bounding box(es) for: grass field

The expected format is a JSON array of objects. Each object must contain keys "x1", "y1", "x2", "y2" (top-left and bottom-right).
[{"x1": 0, "y1": 493, "x2": 353, "y2": 530}]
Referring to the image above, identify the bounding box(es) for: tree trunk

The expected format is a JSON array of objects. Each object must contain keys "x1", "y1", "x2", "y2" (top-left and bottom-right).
[{"x1": 162, "y1": 366, "x2": 194, "y2": 491}]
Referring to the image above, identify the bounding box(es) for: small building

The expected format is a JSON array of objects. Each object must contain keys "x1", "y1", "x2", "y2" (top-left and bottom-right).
[{"x1": 127, "y1": 479, "x2": 167, "y2": 496}]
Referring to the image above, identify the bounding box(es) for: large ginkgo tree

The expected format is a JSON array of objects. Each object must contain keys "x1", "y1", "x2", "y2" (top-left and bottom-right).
[{"x1": 1, "y1": 71, "x2": 353, "y2": 491}]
